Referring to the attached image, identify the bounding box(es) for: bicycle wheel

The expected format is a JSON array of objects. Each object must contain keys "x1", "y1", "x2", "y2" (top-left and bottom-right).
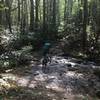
[{"x1": 42, "y1": 56, "x2": 49, "y2": 73}]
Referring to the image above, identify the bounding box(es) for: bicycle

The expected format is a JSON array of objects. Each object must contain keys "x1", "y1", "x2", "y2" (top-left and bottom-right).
[{"x1": 42, "y1": 54, "x2": 51, "y2": 73}]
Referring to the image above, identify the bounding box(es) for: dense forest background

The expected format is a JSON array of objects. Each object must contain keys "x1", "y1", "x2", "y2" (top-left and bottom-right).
[
  {"x1": 0, "y1": 0, "x2": 100, "y2": 67},
  {"x1": 0, "y1": 0, "x2": 100, "y2": 99}
]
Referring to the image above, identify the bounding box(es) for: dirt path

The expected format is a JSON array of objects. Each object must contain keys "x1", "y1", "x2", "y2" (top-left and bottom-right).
[{"x1": 0, "y1": 56, "x2": 100, "y2": 100}]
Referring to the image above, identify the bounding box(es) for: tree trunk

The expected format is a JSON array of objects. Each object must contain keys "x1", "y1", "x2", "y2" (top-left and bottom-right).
[
  {"x1": 35, "y1": 0, "x2": 40, "y2": 32},
  {"x1": 30, "y1": 0, "x2": 34, "y2": 32},
  {"x1": 43, "y1": 0, "x2": 46, "y2": 33},
  {"x1": 18, "y1": 0, "x2": 20, "y2": 25},
  {"x1": 5, "y1": 0, "x2": 12, "y2": 33},
  {"x1": 82, "y1": 0, "x2": 88, "y2": 51}
]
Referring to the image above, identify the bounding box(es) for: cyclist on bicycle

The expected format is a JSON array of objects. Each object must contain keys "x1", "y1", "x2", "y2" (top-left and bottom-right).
[{"x1": 42, "y1": 41, "x2": 51, "y2": 67}]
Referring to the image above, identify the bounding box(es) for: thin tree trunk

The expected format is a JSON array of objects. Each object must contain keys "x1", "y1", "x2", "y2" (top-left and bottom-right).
[
  {"x1": 30, "y1": 0, "x2": 34, "y2": 32},
  {"x1": 5, "y1": 0, "x2": 12, "y2": 33},
  {"x1": 82, "y1": 0, "x2": 88, "y2": 51},
  {"x1": 18, "y1": 0, "x2": 20, "y2": 25},
  {"x1": 35, "y1": 0, "x2": 40, "y2": 31},
  {"x1": 43, "y1": 0, "x2": 46, "y2": 33}
]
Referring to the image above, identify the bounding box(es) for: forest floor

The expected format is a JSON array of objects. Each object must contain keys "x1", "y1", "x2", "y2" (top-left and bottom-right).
[{"x1": 0, "y1": 53, "x2": 100, "y2": 100}]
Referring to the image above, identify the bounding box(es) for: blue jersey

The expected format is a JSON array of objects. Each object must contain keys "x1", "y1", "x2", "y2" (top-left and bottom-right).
[
  {"x1": 43, "y1": 42, "x2": 51, "y2": 56},
  {"x1": 43, "y1": 43, "x2": 51, "y2": 49}
]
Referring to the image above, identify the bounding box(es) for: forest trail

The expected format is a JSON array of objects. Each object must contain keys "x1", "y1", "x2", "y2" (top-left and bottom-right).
[
  {"x1": 0, "y1": 0, "x2": 100, "y2": 99},
  {"x1": 0, "y1": 55, "x2": 100, "y2": 100}
]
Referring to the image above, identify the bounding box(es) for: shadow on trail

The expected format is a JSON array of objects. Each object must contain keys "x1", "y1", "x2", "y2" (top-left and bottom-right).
[{"x1": 1, "y1": 56, "x2": 100, "y2": 100}]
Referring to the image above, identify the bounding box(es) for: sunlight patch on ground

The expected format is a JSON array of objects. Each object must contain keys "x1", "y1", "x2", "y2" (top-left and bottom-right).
[
  {"x1": 34, "y1": 73, "x2": 47, "y2": 81},
  {"x1": 51, "y1": 56, "x2": 77, "y2": 68},
  {"x1": 52, "y1": 56, "x2": 69, "y2": 64},
  {"x1": 0, "y1": 74, "x2": 18, "y2": 90},
  {"x1": 65, "y1": 71, "x2": 83, "y2": 78},
  {"x1": 47, "y1": 73, "x2": 58, "y2": 79},
  {"x1": 1, "y1": 74, "x2": 17, "y2": 81},
  {"x1": 28, "y1": 81, "x2": 37, "y2": 88},
  {"x1": 16, "y1": 76, "x2": 38, "y2": 88},
  {"x1": 1, "y1": 74, "x2": 37, "y2": 88},
  {"x1": 17, "y1": 77, "x2": 30, "y2": 86},
  {"x1": 46, "y1": 84, "x2": 65, "y2": 92},
  {"x1": 3, "y1": 69, "x2": 84, "y2": 93},
  {"x1": 0, "y1": 79, "x2": 11, "y2": 89}
]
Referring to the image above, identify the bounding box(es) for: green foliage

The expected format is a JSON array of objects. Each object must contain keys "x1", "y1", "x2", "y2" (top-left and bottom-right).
[
  {"x1": 0, "y1": 2, "x2": 8, "y2": 11},
  {"x1": 0, "y1": 3, "x2": 4, "y2": 10},
  {"x1": 0, "y1": 0, "x2": 100, "y2": 60}
]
